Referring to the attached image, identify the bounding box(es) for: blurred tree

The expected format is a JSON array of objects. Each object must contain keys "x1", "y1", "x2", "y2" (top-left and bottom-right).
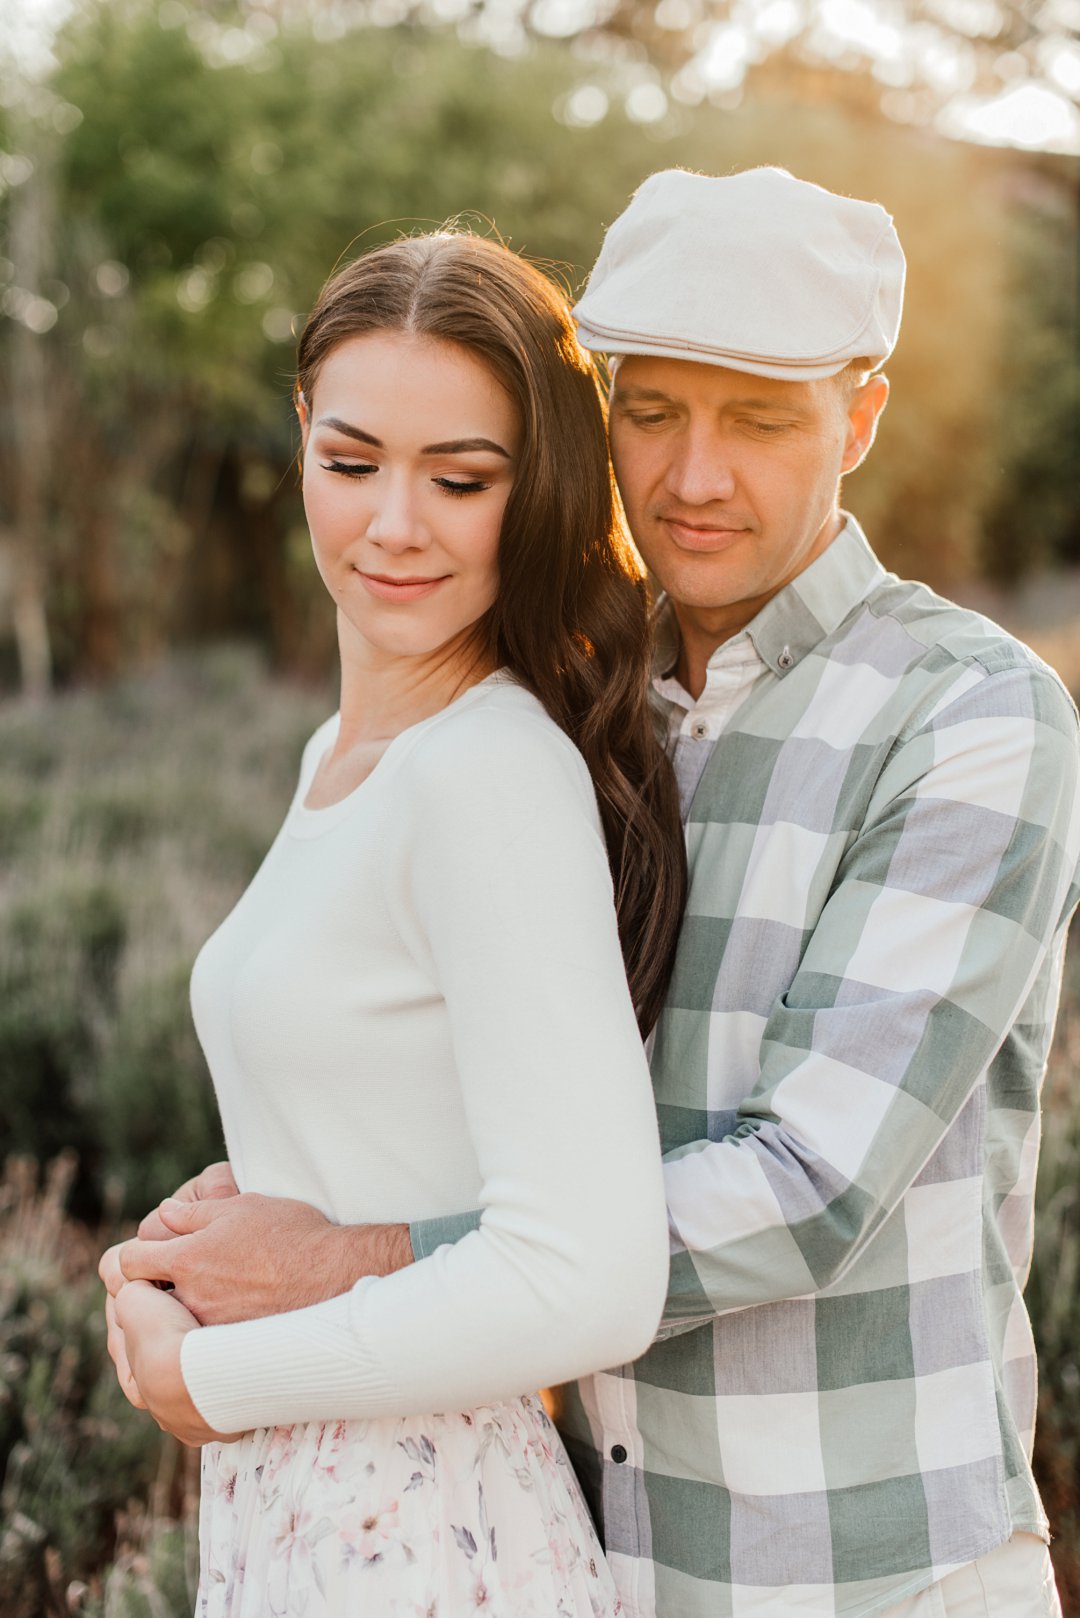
[
  {"x1": 980, "y1": 168, "x2": 1080, "y2": 582},
  {"x1": 0, "y1": 0, "x2": 1075, "y2": 686}
]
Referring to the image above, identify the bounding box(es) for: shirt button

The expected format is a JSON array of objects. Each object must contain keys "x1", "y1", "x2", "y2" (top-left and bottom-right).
[
  {"x1": 611, "y1": 1444, "x2": 628, "y2": 1464},
  {"x1": 690, "y1": 720, "x2": 708, "y2": 740},
  {"x1": 777, "y1": 645, "x2": 795, "y2": 670}
]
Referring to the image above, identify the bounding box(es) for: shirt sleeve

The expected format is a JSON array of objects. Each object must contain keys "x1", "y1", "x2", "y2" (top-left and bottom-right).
[
  {"x1": 181, "y1": 702, "x2": 670, "y2": 1431},
  {"x1": 656, "y1": 662, "x2": 1080, "y2": 1335}
]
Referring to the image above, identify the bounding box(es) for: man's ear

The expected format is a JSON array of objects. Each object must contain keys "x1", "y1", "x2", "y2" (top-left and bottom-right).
[{"x1": 841, "y1": 373, "x2": 889, "y2": 475}]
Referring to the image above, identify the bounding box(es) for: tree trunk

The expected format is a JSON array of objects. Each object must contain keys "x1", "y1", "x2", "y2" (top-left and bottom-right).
[{"x1": 6, "y1": 125, "x2": 55, "y2": 699}]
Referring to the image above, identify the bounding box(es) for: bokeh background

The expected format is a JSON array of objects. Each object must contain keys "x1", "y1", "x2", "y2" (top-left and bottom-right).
[{"x1": 1, "y1": 1, "x2": 1078, "y2": 1613}]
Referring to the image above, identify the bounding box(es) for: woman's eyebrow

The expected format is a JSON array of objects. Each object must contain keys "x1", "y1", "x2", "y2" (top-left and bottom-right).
[
  {"x1": 421, "y1": 437, "x2": 511, "y2": 458},
  {"x1": 317, "y1": 416, "x2": 381, "y2": 447},
  {"x1": 314, "y1": 420, "x2": 510, "y2": 459}
]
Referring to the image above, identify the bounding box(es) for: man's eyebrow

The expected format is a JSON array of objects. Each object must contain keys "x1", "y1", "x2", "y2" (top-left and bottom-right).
[
  {"x1": 613, "y1": 386, "x2": 678, "y2": 404},
  {"x1": 613, "y1": 385, "x2": 810, "y2": 416},
  {"x1": 314, "y1": 420, "x2": 510, "y2": 458},
  {"x1": 726, "y1": 396, "x2": 809, "y2": 415}
]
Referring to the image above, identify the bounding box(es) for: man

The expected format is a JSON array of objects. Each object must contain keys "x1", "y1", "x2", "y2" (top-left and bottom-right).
[{"x1": 104, "y1": 168, "x2": 1080, "y2": 1617}]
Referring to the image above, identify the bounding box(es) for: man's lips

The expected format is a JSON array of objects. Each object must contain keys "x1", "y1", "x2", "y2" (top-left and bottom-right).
[
  {"x1": 357, "y1": 571, "x2": 450, "y2": 602},
  {"x1": 660, "y1": 516, "x2": 751, "y2": 554}
]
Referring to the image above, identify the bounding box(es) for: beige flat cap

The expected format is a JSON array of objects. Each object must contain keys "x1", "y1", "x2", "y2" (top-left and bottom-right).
[{"x1": 574, "y1": 166, "x2": 905, "y2": 380}]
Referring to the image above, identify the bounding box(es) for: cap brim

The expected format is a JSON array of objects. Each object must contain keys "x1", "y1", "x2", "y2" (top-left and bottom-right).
[{"x1": 575, "y1": 323, "x2": 853, "y2": 381}]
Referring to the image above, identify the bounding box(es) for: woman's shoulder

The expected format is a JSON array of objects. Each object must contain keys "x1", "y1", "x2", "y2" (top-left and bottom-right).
[
  {"x1": 397, "y1": 674, "x2": 596, "y2": 813},
  {"x1": 297, "y1": 711, "x2": 341, "y2": 780}
]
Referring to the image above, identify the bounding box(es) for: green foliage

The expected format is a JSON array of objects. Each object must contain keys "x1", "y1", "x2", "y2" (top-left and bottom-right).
[
  {"x1": 0, "y1": 1156, "x2": 182, "y2": 1617},
  {"x1": 95, "y1": 968, "x2": 223, "y2": 1217},
  {"x1": 0, "y1": 646, "x2": 332, "y2": 1219},
  {"x1": 980, "y1": 195, "x2": 1080, "y2": 582},
  {"x1": 1029, "y1": 940, "x2": 1080, "y2": 1613},
  {"x1": 0, "y1": 878, "x2": 125, "y2": 1191},
  {"x1": 1, "y1": 0, "x2": 1075, "y2": 689}
]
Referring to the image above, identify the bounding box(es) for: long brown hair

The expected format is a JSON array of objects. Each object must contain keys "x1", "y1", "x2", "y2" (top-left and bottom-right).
[{"x1": 296, "y1": 231, "x2": 685, "y2": 1034}]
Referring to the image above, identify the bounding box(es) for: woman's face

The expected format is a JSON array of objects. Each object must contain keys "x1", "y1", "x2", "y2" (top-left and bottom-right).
[{"x1": 300, "y1": 330, "x2": 521, "y2": 665}]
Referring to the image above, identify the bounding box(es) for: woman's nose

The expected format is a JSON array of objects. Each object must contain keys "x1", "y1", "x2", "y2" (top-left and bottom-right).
[{"x1": 366, "y1": 475, "x2": 430, "y2": 552}]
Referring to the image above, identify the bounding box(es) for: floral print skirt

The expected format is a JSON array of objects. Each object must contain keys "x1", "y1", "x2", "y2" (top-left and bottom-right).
[{"x1": 197, "y1": 1393, "x2": 622, "y2": 1618}]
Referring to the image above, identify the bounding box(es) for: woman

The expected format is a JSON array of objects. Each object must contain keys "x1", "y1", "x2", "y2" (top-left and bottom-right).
[{"x1": 105, "y1": 230, "x2": 685, "y2": 1617}]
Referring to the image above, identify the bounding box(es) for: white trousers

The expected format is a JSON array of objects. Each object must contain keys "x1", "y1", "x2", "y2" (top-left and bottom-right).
[{"x1": 879, "y1": 1534, "x2": 1062, "y2": 1618}]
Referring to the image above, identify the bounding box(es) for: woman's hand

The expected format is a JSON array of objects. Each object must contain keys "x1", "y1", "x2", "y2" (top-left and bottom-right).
[{"x1": 112, "y1": 1279, "x2": 242, "y2": 1447}]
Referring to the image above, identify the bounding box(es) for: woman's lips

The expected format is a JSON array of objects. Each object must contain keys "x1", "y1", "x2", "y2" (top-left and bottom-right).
[
  {"x1": 357, "y1": 572, "x2": 449, "y2": 602},
  {"x1": 663, "y1": 518, "x2": 749, "y2": 553}
]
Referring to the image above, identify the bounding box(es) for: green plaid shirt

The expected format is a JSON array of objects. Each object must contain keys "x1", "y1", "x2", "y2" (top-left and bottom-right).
[{"x1": 412, "y1": 518, "x2": 1080, "y2": 1618}]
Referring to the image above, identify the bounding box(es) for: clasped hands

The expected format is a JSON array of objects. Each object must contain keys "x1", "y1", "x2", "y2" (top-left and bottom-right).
[{"x1": 100, "y1": 1162, "x2": 410, "y2": 1447}]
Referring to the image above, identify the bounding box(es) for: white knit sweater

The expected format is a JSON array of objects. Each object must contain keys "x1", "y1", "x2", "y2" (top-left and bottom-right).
[{"x1": 180, "y1": 674, "x2": 669, "y2": 1434}]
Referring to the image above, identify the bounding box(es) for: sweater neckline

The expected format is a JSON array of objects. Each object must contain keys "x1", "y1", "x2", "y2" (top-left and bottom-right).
[{"x1": 286, "y1": 671, "x2": 512, "y2": 841}]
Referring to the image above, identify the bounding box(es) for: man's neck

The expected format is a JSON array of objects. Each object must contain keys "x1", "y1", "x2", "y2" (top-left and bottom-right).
[
  {"x1": 673, "y1": 606, "x2": 756, "y2": 698},
  {"x1": 672, "y1": 512, "x2": 845, "y2": 698}
]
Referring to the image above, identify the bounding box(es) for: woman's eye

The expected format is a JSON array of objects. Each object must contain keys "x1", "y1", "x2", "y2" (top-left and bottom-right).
[
  {"x1": 322, "y1": 459, "x2": 377, "y2": 477},
  {"x1": 434, "y1": 478, "x2": 490, "y2": 497}
]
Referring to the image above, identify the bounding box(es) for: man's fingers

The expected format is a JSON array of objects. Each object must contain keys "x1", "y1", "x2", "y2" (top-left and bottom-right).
[
  {"x1": 109, "y1": 1237, "x2": 181, "y2": 1287},
  {"x1": 136, "y1": 1208, "x2": 173, "y2": 1242},
  {"x1": 193, "y1": 1161, "x2": 239, "y2": 1200},
  {"x1": 157, "y1": 1195, "x2": 234, "y2": 1234}
]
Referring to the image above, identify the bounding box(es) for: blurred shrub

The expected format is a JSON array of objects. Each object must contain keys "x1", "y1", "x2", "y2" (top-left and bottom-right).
[
  {"x1": 0, "y1": 646, "x2": 331, "y2": 1220},
  {"x1": 1029, "y1": 937, "x2": 1080, "y2": 1612},
  {"x1": 94, "y1": 968, "x2": 223, "y2": 1218},
  {"x1": 0, "y1": 879, "x2": 126, "y2": 1195},
  {"x1": 0, "y1": 1155, "x2": 187, "y2": 1617},
  {"x1": 2, "y1": 0, "x2": 1075, "y2": 689}
]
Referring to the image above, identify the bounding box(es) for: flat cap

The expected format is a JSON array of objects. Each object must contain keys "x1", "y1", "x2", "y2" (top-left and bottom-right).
[{"x1": 574, "y1": 167, "x2": 905, "y2": 380}]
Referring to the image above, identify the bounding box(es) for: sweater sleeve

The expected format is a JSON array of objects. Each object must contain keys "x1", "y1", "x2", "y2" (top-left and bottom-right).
[{"x1": 181, "y1": 701, "x2": 670, "y2": 1431}]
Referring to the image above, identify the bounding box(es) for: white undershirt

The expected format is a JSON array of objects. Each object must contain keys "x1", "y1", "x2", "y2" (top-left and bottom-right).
[{"x1": 181, "y1": 674, "x2": 669, "y2": 1433}]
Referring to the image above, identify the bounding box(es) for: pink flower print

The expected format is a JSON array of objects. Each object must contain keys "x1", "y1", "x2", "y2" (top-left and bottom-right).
[
  {"x1": 470, "y1": 1574, "x2": 492, "y2": 1608},
  {"x1": 545, "y1": 1533, "x2": 569, "y2": 1578},
  {"x1": 340, "y1": 1498, "x2": 401, "y2": 1563},
  {"x1": 274, "y1": 1503, "x2": 318, "y2": 1569}
]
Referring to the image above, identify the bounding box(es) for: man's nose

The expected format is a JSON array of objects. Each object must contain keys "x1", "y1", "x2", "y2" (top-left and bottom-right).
[
  {"x1": 663, "y1": 430, "x2": 736, "y2": 506},
  {"x1": 366, "y1": 473, "x2": 429, "y2": 552}
]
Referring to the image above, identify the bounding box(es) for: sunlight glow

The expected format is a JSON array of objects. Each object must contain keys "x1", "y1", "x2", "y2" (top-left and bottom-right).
[
  {"x1": 741, "y1": 0, "x2": 805, "y2": 48},
  {"x1": 1041, "y1": 36, "x2": 1080, "y2": 99},
  {"x1": 814, "y1": 0, "x2": 907, "y2": 64},
  {"x1": 700, "y1": 22, "x2": 754, "y2": 89},
  {"x1": 942, "y1": 80, "x2": 1080, "y2": 152}
]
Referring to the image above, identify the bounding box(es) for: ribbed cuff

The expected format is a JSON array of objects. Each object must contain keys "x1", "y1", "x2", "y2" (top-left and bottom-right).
[{"x1": 181, "y1": 1281, "x2": 399, "y2": 1433}]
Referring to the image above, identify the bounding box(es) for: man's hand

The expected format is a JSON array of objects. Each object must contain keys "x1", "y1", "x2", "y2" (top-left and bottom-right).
[
  {"x1": 136, "y1": 1160, "x2": 238, "y2": 1242},
  {"x1": 113, "y1": 1281, "x2": 242, "y2": 1447},
  {"x1": 100, "y1": 1193, "x2": 413, "y2": 1325}
]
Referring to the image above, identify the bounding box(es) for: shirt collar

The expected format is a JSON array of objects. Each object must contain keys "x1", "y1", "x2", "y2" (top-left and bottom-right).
[{"x1": 651, "y1": 513, "x2": 887, "y2": 682}]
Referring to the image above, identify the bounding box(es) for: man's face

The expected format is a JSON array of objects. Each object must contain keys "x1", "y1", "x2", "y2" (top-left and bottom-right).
[{"x1": 609, "y1": 355, "x2": 884, "y2": 634}]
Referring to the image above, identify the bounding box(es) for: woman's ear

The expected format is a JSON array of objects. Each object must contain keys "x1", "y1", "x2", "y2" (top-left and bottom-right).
[{"x1": 296, "y1": 387, "x2": 310, "y2": 445}]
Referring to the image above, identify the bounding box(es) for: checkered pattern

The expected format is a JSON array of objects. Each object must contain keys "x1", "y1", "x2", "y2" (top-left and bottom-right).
[{"x1": 413, "y1": 520, "x2": 1080, "y2": 1618}]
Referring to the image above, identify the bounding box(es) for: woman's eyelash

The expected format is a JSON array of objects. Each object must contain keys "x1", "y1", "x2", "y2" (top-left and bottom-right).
[
  {"x1": 320, "y1": 462, "x2": 490, "y2": 496},
  {"x1": 322, "y1": 460, "x2": 376, "y2": 477},
  {"x1": 435, "y1": 478, "x2": 489, "y2": 496}
]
